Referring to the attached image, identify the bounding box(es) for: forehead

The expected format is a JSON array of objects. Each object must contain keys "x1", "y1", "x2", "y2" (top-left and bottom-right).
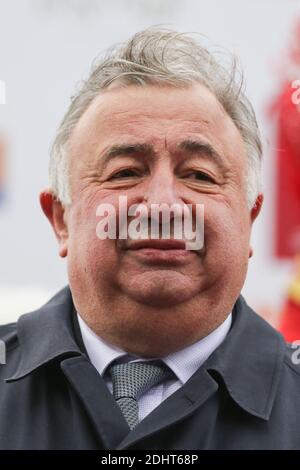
[{"x1": 68, "y1": 83, "x2": 247, "y2": 166}]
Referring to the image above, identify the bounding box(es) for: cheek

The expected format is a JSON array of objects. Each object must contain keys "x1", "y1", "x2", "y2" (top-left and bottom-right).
[
  {"x1": 69, "y1": 198, "x2": 98, "y2": 245},
  {"x1": 204, "y1": 201, "x2": 250, "y2": 258},
  {"x1": 69, "y1": 186, "x2": 120, "y2": 237},
  {"x1": 67, "y1": 192, "x2": 118, "y2": 271}
]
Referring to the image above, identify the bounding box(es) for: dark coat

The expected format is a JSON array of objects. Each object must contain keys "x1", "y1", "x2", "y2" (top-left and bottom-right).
[{"x1": 0, "y1": 286, "x2": 300, "y2": 450}]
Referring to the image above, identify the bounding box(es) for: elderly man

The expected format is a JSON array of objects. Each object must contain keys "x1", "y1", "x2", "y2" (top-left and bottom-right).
[{"x1": 0, "y1": 28, "x2": 300, "y2": 450}]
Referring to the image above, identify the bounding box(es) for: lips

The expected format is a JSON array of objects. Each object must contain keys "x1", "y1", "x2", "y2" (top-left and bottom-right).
[
  {"x1": 122, "y1": 238, "x2": 197, "y2": 265},
  {"x1": 125, "y1": 239, "x2": 188, "y2": 251}
]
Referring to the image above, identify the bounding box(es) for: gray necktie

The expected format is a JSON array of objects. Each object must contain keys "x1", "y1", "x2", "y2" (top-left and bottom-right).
[{"x1": 109, "y1": 361, "x2": 173, "y2": 430}]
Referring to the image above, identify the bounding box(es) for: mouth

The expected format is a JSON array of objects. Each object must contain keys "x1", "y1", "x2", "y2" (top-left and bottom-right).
[
  {"x1": 125, "y1": 239, "x2": 187, "y2": 250},
  {"x1": 123, "y1": 239, "x2": 199, "y2": 265}
]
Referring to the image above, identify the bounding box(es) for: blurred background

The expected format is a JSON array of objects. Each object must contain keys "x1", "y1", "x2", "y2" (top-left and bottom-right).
[{"x1": 1, "y1": 0, "x2": 300, "y2": 338}]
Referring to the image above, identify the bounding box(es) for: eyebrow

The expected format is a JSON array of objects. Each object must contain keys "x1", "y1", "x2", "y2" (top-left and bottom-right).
[
  {"x1": 100, "y1": 143, "x2": 155, "y2": 171},
  {"x1": 177, "y1": 139, "x2": 227, "y2": 171},
  {"x1": 99, "y1": 139, "x2": 226, "y2": 172}
]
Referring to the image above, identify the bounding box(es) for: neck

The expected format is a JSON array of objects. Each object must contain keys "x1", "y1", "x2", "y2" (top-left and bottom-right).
[{"x1": 72, "y1": 288, "x2": 236, "y2": 357}]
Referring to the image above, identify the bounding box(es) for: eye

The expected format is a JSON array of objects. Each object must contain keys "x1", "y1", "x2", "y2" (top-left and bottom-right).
[
  {"x1": 184, "y1": 171, "x2": 215, "y2": 183},
  {"x1": 109, "y1": 168, "x2": 141, "y2": 180}
]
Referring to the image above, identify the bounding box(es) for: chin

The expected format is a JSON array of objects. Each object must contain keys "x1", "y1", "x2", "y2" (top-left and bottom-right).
[{"x1": 120, "y1": 270, "x2": 200, "y2": 307}]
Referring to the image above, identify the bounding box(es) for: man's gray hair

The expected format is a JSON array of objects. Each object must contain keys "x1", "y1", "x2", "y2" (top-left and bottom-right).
[{"x1": 49, "y1": 27, "x2": 262, "y2": 208}]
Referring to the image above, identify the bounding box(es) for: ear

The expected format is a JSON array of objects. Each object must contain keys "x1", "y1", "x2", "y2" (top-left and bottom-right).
[
  {"x1": 250, "y1": 193, "x2": 264, "y2": 225},
  {"x1": 39, "y1": 189, "x2": 69, "y2": 258},
  {"x1": 248, "y1": 193, "x2": 264, "y2": 259}
]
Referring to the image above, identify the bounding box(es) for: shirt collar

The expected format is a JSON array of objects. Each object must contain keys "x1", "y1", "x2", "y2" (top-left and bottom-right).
[
  {"x1": 163, "y1": 313, "x2": 232, "y2": 383},
  {"x1": 5, "y1": 285, "x2": 286, "y2": 421},
  {"x1": 77, "y1": 310, "x2": 232, "y2": 384}
]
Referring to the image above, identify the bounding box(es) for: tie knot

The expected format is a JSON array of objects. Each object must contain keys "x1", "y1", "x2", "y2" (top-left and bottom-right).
[{"x1": 109, "y1": 360, "x2": 172, "y2": 401}]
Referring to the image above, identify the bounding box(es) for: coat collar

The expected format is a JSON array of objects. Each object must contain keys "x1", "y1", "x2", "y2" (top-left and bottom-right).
[
  {"x1": 204, "y1": 296, "x2": 286, "y2": 420},
  {"x1": 5, "y1": 286, "x2": 286, "y2": 421},
  {"x1": 5, "y1": 286, "x2": 82, "y2": 381}
]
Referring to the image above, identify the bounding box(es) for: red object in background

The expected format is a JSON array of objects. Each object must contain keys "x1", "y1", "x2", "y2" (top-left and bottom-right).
[
  {"x1": 271, "y1": 21, "x2": 300, "y2": 338},
  {"x1": 279, "y1": 255, "x2": 300, "y2": 341},
  {"x1": 271, "y1": 82, "x2": 300, "y2": 258},
  {"x1": 280, "y1": 299, "x2": 300, "y2": 342}
]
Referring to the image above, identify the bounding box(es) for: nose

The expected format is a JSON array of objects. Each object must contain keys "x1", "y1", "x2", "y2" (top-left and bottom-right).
[
  {"x1": 141, "y1": 164, "x2": 190, "y2": 227},
  {"x1": 143, "y1": 164, "x2": 183, "y2": 208}
]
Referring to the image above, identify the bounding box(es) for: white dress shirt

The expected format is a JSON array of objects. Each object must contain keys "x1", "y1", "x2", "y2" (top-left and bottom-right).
[{"x1": 77, "y1": 312, "x2": 232, "y2": 422}]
